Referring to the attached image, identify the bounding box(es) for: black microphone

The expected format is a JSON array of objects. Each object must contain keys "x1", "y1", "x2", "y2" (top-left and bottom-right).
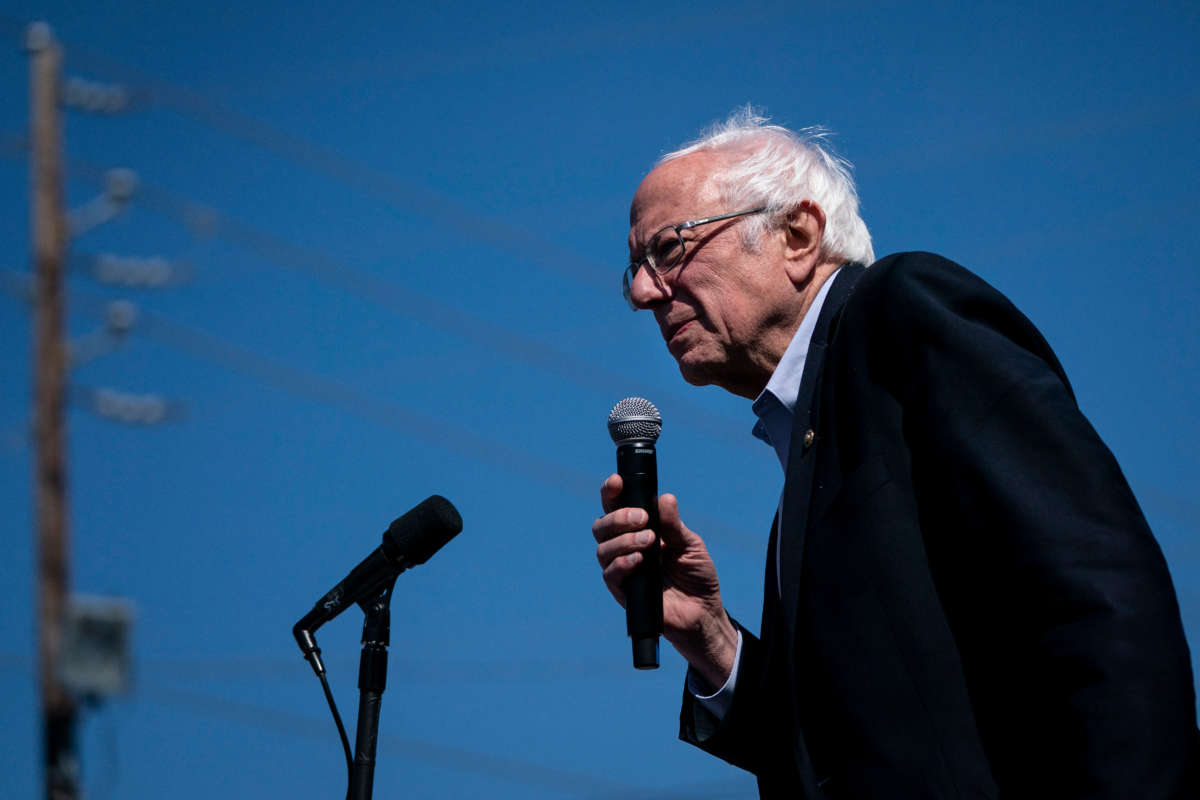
[
  {"x1": 608, "y1": 397, "x2": 663, "y2": 670},
  {"x1": 293, "y1": 495, "x2": 462, "y2": 674}
]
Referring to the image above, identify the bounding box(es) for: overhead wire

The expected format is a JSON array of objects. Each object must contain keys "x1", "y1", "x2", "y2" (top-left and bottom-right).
[
  {"x1": 141, "y1": 681, "x2": 758, "y2": 798},
  {"x1": 0, "y1": 132, "x2": 756, "y2": 452},
  {"x1": 0, "y1": 268, "x2": 761, "y2": 553},
  {"x1": 0, "y1": 649, "x2": 633, "y2": 684},
  {"x1": 0, "y1": 12, "x2": 608, "y2": 290},
  {"x1": 0, "y1": 266, "x2": 589, "y2": 494},
  {"x1": 15, "y1": 652, "x2": 753, "y2": 799},
  {"x1": 18, "y1": 13, "x2": 1200, "y2": 238},
  {"x1": 86, "y1": 653, "x2": 634, "y2": 684},
  {"x1": 140, "y1": 681, "x2": 642, "y2": 797},
  {"x1": 0, "y1": 13, "x2": 756, "y2": 451},
  {"x1": 0, "y1": 650, "x2": 748, "y2": 795}
]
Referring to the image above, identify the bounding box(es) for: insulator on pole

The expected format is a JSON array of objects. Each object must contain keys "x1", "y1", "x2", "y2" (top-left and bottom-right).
[
  {"x1": 61, "y1": 76, "x2": 133, "y2": 115},
  {"x1": 67, "y1": 168, "x2": 137, "y2": 238},
  {"x1": 103, "y1": 300, "x2": 138, "y2": 335},
  {"x1": 24, "y1": 21, "x2": 53, "y2": 52},
  {"x1": 104, "y1": 168, "x2": 137, "y2": 203},
  {"x1": 89, "y1": 387, "x2": 178, "y2": 426},
  {"x1": 89, "y1": 254, "x2": 186, "y2": 288}
]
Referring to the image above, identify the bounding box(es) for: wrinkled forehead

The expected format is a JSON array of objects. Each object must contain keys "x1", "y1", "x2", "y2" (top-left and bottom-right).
[{"x1": 628, "y1": 153, "x2": 724, "y2": 246}]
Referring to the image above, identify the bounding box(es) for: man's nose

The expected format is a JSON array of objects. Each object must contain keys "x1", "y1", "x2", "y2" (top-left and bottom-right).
[{"x1": 629, "y1": 265, "x2": 671, "y2": 309}]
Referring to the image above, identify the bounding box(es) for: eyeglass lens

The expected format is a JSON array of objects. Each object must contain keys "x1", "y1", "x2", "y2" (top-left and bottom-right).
[{"x1": 646, "y1": 228, "x2": 684, "y2": 274}]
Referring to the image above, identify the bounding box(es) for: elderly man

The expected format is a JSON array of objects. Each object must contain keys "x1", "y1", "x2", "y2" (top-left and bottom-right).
[{"x1": 592, "y1": 112, "x2": 1198, "y2": 799}]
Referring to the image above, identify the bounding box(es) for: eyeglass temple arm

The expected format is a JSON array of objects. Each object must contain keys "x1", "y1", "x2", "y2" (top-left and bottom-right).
[{"x1": 677, "y1": 206, "x2": 767, "y2": 231}]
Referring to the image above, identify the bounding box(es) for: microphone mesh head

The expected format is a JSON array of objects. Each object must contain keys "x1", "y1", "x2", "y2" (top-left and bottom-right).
[{"x1": 608, "y1": 397, "x2": 662, "y2": 444}]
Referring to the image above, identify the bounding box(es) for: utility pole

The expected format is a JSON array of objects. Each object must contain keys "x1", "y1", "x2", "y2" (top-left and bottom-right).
[{"x1": 28, "y1": 21, "x2": 78, "y2": 800}]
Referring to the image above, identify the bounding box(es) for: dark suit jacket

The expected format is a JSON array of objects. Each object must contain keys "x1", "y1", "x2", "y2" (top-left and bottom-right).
[{"x1": 680, "y1": 253, "x2": 1198, "y2": 798}]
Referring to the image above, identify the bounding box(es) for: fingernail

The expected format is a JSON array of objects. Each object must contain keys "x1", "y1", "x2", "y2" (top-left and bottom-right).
[
  {"x1": 637, "y1": 531, "x2": 653, "y2": 545},
  {"x1": 626, "y1": 509, "x2": 644, "y2": 526}
]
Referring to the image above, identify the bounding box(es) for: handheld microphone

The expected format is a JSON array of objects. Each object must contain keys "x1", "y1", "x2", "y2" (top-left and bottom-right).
[
  {"x1": 608, "y1": 397, "x2": 663, "y2": 670},
  {"x1": 293, "y1": 495, "x2": 462, "y2": 674}
]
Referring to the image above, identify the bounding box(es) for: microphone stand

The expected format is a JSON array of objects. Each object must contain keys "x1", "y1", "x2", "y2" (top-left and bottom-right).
[{"x1": 350, "y1": 578, "x2": 395, "y2": 800}]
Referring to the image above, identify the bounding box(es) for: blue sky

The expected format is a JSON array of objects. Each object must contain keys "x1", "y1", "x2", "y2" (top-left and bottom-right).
[{"x1": 0, "y1": 1, "x2": 1197, "y2": 797}]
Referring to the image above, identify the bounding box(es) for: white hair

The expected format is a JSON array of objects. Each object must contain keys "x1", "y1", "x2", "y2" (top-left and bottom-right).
[{"x1": 658, "y1": 107, "x2": 874, "y2": 266}]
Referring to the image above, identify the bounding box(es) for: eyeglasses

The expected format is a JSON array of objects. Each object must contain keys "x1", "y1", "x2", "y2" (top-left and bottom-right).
[{"x1": 622, "y1": 206, "x2": 766, "y2": 309}]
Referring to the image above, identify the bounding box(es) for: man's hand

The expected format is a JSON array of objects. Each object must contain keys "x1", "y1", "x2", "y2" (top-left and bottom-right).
[{"x1": 592, "y1": 474, "x2": 739, "y2": 689}]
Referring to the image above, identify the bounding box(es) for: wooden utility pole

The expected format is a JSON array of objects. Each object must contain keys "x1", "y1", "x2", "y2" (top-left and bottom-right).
[{"x1": 28, "y1": 21, "x2": 78, "y2": 800}]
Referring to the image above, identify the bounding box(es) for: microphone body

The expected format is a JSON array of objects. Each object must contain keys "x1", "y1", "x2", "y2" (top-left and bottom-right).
[
  {"x1": 295, "y1": 546, "x2": 393, "y2": 640},
  {"x1": 617, "y1": 438, "x2": 663, "y2": 669},
  {"x1": 608, "y1": 397, "x2": 664, "y2": 670},
  {"x1": 293, "y1": 495, "x2": 462, "y2": 672}
]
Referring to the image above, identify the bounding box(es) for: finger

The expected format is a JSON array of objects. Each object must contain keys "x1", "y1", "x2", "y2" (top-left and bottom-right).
[
  {"x1": 596, "y1": 529, "x2": 657, "y2": 568},
  {"x1": 591, "y1": 506, "x2": 648, "y2": 543},
  {"x1": 657, "y1": 493, "x2": 697, "y2": 551},
  {"x1": 602, "y1": 550, "x2": 643, "y2": 605},
  {"x1": 600, "y1": 473, "x2": 623, "y2": 514}
]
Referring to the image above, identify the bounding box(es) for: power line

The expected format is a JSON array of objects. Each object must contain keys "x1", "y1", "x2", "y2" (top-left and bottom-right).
[
  {"x1": 0, "y1": 134, "x2": 755, "y2": 452},
  {"x1": 144, "y1": 682, "x2": 757, "y2": 799},
  {"x1": 0, "y1": 268, "x2": 762, "y2": 553},
  {"x1": 144, "y1": 681, "x2": 639, "y2": 796},
  {"x1": 0, "y1": 650, "x2": 634, "y2": 685},
  {"x1": 583, "y1": 779, "x2": 756, "y2": 800},
  {"x1": 0, "y1": 265, "x2": 591, "y2": 491},
  {"x1": 0, "y1": 652, "x2": 756, "y2": 798},
  {"x1": 0, "y1": 12, "x2": 609, "y2": 292},
  {"x1": 13, "y1": 13, "x2": 1199, "y2": 225},
  {"x1": 0, "y1": 20, "x2": 768, "y2": 479}
]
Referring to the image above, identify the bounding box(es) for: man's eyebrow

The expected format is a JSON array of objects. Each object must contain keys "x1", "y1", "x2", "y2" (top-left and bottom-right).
[{"x1": 628, "y1": 226, "x2": 662, "y2": 254}]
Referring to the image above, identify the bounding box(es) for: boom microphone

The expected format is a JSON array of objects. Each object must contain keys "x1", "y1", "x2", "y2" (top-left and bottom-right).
[
  {"x1": 293, "y1": 495, "x2": 462, "y2": 674},
  {"x1": 608, "y1": 397, "x2": 664, "y2": 670}
]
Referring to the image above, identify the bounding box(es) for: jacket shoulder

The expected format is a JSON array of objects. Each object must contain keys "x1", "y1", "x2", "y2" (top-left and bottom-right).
[
  {"x1": 850, "y1": 251, "x2": 990, "y2": 312},
  {"x1": 834, "y1": 251, "x2": 1074, "y2": 400}
]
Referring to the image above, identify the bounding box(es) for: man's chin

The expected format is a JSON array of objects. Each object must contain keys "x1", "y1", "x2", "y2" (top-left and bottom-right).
[
  {"x1": 675, "y1": 358, "x2": 715, "y2": 388},
  {"x1": 674, "y1": 354, "x2": 756, "y2": 398}
]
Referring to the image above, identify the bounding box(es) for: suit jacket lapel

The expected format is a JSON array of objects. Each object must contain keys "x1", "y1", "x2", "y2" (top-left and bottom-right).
[{"x1": 778, "y1": 263, "x2": 865, "y2": 644}]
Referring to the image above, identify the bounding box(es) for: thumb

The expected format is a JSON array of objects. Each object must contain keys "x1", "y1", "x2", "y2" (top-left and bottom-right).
[{"x1": 657, "y1": 493, "x2": 698, "y2": 551}]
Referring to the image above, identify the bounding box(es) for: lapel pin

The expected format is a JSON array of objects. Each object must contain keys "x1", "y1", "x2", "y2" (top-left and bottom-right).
[{"x1": 803, "y1": 429, "x2": 816, "y2": 451}]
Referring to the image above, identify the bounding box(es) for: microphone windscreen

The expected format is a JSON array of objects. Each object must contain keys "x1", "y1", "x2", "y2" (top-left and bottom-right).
[
  {"x1": 608, "y1": 397, "x2": 662, "y2": 444},
  {"x1": 383, "y1": 495, "x2": 463, "y2": 566}
]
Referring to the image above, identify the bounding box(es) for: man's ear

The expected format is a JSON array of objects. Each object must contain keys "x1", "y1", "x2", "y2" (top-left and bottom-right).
[{"x1": 782, "y1": 200, "x2": 826, "y2": 284}]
